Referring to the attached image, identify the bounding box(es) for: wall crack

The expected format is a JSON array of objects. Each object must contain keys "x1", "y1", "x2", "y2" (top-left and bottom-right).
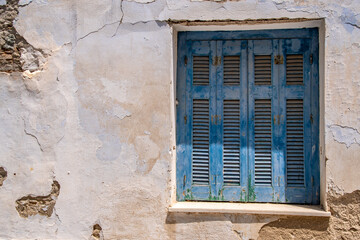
[
  {"x1": 75, "y1": 0, "x2": 124, "y2": 43},
  {"x1": 111, "y1": 0, "x2": 124, "y2": 37},
  {"x1": 22, "y1": 117, "x2": 44, "y2": 152},
  {"x1": 345, "y1": 21, "x2": 360, "y2": 30}
]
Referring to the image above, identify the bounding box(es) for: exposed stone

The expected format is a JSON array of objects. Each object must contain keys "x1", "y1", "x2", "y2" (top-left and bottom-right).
[
  {"x1": 20, "y1": 46, "x2": 45, "y2": 72},
  {"x1": 15, "y1": 180, "x2": 60, "y2": 218},
  {"x1": 0, "y1": 166, "x2": 7, "y2": 186},
  {"x1": 258, "y1": 190, "x2": 360, "y2": 239},
  {"x1": 90, "y1": 224, "x2": 104, "y2": 240},
  {"x1": 0, "y1": 0, "x2": 45, "y2": 72}
]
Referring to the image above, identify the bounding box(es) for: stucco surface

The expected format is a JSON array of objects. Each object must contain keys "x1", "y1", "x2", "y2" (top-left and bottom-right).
[{"x1": 0, "y1": 0, "x2": 359, "y2": 239}]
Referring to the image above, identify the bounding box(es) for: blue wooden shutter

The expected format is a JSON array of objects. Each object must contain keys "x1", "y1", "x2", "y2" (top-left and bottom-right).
[
  {"x1": 278, "y1": 38, "x2": 318, "y2": 204},
  {"x1": 176, "y1": 39, "x2": 220, "y2": 201},
  {"x1": 177, "y1": 30, "x2": 319, "y2": 204},
  {"x1": 219, "y1": 40, "x2": 248, "y2": 201},
  {"x1": 248, "y1": 39, "x2": 281, "y2": 202}
]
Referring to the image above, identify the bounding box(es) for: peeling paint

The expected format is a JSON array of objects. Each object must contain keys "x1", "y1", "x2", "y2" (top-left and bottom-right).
[
  {"x1": 18, "y1": 0, "x2": 32, "y2": 6},
  {"x1": 329, "y1": 124, "x2": 360, "y2": 148}
]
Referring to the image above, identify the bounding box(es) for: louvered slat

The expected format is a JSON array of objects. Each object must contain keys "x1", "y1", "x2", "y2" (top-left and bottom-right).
[
  {"x1": 223, "y1": 100, "x2": 240, "y2": 185},
  {"x1": 193, "y1": 56, "x2": 209, "y2": 85},
  {"x1": 255, "y1": 55, "x2": 271, "y2": 85},
  {"x1": 286, "y1": 99, "x2": 304, "y2": 186},
  {"x1": 224, "y1": 56, "x2": 240, "y2": 85},
  {"x1": 254, "y1": 99, "x2": 272, "y2": 185},
  {"x1": 286, "y1": 55, "x2": 303, "y2": 85},
  {"x1": 192, "y1": 99, "x2": 210, "y2": 184}
]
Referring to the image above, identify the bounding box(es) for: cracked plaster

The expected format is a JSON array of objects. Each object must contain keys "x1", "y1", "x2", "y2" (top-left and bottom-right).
[{"x1": 0, "y1": 0, "x2": 359, "y2": 239}]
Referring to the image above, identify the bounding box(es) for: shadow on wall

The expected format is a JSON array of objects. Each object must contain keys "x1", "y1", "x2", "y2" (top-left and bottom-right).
[
  {"x1": 165, "y1": 212, "x2": 279, "y2": 239},
  {"x1": 165, "y1": 190, "x2": 360, "y2": 239},
  {"x1": 166, "y1": 212, "x2": 274, "y2": 224}
]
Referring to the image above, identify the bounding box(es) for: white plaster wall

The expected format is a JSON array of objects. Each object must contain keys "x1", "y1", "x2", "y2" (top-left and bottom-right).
[{"x1": 0, "y1": 0, "x2": 359, "y2": 239}]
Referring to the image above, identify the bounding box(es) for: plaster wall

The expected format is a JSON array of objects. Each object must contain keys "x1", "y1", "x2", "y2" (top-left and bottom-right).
[{"x1": 0, "y1": 0, "x2": 359, "y2": 239}]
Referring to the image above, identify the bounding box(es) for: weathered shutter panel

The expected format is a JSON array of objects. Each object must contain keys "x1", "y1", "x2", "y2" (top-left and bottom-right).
[
  {"x1": 254, "y1": 55, "x2": 272, "y2": 85},
  {"x1": 286, "y1": 55, "x2": 303, "y2": 85},
  {"x1": 177, "y1": 31, "x2": 319, "y2": 204},
  {"x1": 223, "y1": 56, "x2": 240, "y2": 85},
  {"x1": 286, "y1": 99, "x2": 304, "y2": 186},
  {"x1": 254, "y1": 99, "x2": 272, "y2": 185},
  {"x1": 193, "y1": 56, "x2": 210, "y2": 85},
  {"x1": 223, "y1": 100, "x2": 241, "y2": 185},
  {"x1": 192, "y1": 99, "x2": 210, "y2": 184}
]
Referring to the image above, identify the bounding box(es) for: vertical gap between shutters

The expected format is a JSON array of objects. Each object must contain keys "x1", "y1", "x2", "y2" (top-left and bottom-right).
[
  {"x1": 286, "y1": 99, "x2": 305, "y2": 186},
  {"x1": 254, "y1": 55, "x2": 272, "y2": 85},
  {"x1": 223, "y1": 56, "x2": 240, "y2": 85},
  {"x1": 192, "y1": 99, "x2": 210, "y2": 185},
  {"x1": 223, "y1": 100, "x2": 241, "y2": 185},
  {"x1": 193, "y1": 56, "x2": 210, "y2": 85},
  {"x1": 254, "y1": 99, "x2": 272, "y2": 185},
  {"x1": 286, "y1": 54, "x2": 304, "y2": 85}
]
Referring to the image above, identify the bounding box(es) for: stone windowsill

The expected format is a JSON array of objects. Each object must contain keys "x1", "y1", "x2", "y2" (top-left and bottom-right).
[{"x1": 169, "y1": 202, "x2": 331, "y2": 217}]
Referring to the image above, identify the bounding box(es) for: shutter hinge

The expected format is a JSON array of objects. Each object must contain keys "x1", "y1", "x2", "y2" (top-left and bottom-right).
[
  {"x1": 216, "y1": 56, "x2": 221, "y2": 66},
  {"x1": 184, "y1": 56, "x2": 188, "y2": 66},
  {"x1": 211, "y1": 115, "x2": 221, "y2": 125},
  {"x1": 310, "y1": 54, "x2": 313, "y2": 64},
  {"x1": 212, "y1": 56, "x2": 222, "y2": 66},
  {"x1": 310, "y1": 113, "x2": 313, "y2": 124},
  {"x1": 184, "y1": 115, "x2": 187, "y2": 124},
  {"x1": 274, "y1": 55, "x2": 283, "y2": 64}
]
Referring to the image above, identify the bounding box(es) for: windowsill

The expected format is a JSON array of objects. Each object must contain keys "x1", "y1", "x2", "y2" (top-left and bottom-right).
[{"x1": 169, "y1": 202, "x2": 331, "y2": 217}]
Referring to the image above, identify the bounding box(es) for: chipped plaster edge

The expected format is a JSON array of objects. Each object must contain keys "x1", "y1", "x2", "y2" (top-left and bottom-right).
[{"x1": 169, "y1": 18, "x2": 327, "y2": 211}]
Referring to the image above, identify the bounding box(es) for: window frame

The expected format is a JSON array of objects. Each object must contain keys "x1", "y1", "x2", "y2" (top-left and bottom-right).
[{"x1": 175, "y1": 28, "x2": 320, "y2": 205}]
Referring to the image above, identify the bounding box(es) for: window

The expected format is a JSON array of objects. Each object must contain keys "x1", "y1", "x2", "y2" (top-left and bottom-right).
[{"x1": 176, "y1": 29, "x2": 319, "y2": 204}]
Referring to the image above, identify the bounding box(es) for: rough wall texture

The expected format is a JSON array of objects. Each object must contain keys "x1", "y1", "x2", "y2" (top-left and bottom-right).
[
  {"x1": 258, "y1": 190, "x2": 360, "y2": 239},
  {"x1": 0, "y1": 0, "x2": 359, "y2": 239}
]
